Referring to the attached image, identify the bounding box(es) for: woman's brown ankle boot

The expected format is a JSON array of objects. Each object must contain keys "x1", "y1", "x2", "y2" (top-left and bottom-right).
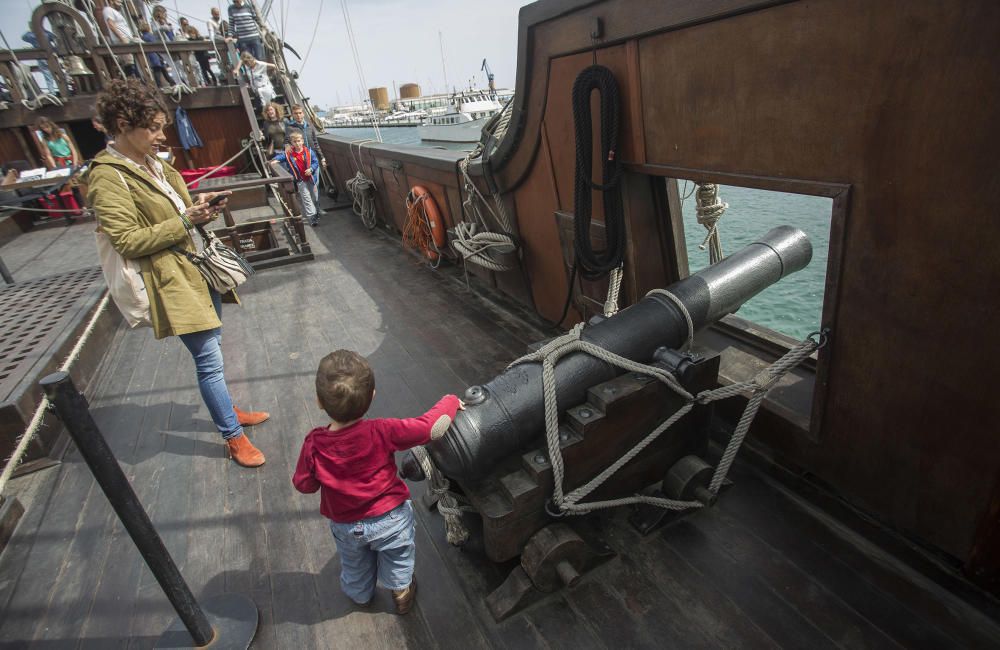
[{"x1": 226, "y1": 433, "x2": 265, "y2": 467}]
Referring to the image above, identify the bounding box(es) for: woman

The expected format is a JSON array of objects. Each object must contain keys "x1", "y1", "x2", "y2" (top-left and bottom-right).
[
  {"x1": 36, "y1": 117, "x2": 80, "y2": 169},
  {"x1": 262, "y1": 102, "x2": 285, "y2": 155},
  {"x1": 88, "y1": 79, "x2": 267, "y2": 467},
  {"x1": 234, "y1": 51, "x2": 276, "y2": 107}
]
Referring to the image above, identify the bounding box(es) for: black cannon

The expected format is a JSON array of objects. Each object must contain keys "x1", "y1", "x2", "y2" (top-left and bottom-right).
[
  {"x1": 407, "y1": 226, "x2": 812, "y2": 619},
  {"x1": 429, "y1": 225, "x2": 811, "y2": 480}
]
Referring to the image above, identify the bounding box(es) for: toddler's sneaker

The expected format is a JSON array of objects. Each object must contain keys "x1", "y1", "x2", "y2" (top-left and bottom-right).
[{"x1": 392, "y1": 577, "x2": 416, "y2": 615}]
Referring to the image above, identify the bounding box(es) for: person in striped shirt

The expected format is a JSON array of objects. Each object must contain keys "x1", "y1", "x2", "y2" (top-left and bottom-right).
[{"x1": 225, "y1": 0, "x2": 265, "y2": 61}]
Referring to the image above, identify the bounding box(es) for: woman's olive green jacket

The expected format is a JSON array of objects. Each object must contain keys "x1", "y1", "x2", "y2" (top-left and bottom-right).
[{"x1": 88, "y1": 150, "x2": 220, "y2": 339}]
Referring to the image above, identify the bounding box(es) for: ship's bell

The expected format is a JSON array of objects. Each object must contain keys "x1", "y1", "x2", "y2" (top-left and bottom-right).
[{"x1": 65, "y1": 55, "x2": 93, "y2": 76}]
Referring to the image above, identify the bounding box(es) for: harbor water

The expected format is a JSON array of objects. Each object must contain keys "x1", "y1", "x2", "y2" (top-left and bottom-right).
[{"x1": 328, "y1": 127, "x2": 829, "y2": 340}]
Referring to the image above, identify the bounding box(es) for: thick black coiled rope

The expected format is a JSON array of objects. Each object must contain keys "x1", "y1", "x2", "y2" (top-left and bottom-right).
[{"x1": 572, "y1": 64, "x2": 625, "y2": 281}]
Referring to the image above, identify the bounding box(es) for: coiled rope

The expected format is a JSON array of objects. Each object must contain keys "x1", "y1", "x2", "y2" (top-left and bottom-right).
[
  {"x1": 507, "y1": 292, "x2": 828, "y2": 516},
  {"x1": 556, "y1": 65, "x2": 626, "y2": 325},
  {"x1": 345, "y1": 140, "x2": 377, "y2": 229},
  {"x1": 0, "y1": 294, "x2": 111, "y2": 496},
  {"x1": 452, "y1": 99, "x2": 519, "y2": 273},
  {"x1": 402, "y1": 191, "x2": 442, "y2": 268},
  {"x1": 571, "y1": 65, "x2": 625, "y2": 281}
]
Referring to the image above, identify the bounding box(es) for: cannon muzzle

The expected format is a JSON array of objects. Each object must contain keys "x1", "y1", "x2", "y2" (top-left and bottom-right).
[{"x1": 429, "y1": 225, "x2": 812, "y2": 480}]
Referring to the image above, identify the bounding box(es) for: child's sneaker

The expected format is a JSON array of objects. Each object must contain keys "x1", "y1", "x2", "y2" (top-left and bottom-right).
[{"x1": 392, "y1": 577, "x2": 416, "y2": 615}]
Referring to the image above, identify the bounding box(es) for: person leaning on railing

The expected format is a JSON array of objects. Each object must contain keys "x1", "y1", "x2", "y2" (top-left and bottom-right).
[
  {"x1": 101, "y1": 0, "x2": 140, "y2": 78},
  {"x1": 87, "y1": 79, "x2": 269, "y2": 468}
]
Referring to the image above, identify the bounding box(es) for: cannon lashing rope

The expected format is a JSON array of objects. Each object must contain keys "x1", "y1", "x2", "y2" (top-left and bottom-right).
[
  {"x1": 411, "y1": 446, "x2": 475, "y2": 545},
  {"x1": 507, "y1": 291, "x2": 826, "y2": 516}
]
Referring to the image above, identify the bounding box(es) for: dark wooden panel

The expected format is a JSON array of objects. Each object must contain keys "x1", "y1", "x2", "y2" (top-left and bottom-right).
[
  {"x1": 634, "y1": 0, "x2": 1000, "y2": 565},
  {"x1": 512, "y1": 123, "x2": 567, "y2": 323},
  {"x1": 161, "y1": 106, "x2": 250, "y2": 171}
]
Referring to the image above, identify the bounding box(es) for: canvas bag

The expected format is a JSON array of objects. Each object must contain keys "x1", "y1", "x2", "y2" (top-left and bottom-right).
[
  {"x1": 172, "y1": 224, "x2": 254, "y2": 293},
  {"x1": 95, "y1": 169, "x2": 151, "y2": 328}
]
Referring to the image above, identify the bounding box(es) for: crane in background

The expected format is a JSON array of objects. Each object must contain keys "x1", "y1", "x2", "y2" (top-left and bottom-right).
[{"x1": 482, "y1": 58, "x2": 496, "y2": 96}]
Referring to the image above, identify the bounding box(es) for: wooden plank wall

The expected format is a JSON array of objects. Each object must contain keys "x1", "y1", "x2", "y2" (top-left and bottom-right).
[
  {"x1": 161, "y1": 106, "x2": 251, "y2": 170},
  {"x1": 492, "y1": 0, "x2": 1000, "y2": 580}
]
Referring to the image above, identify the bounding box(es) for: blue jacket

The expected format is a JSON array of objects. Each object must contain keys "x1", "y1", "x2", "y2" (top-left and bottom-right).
[
  {"x1": 273, "y1": 146, "x2": 319, "y2": 185},
  {"x1": 284, "y1": 119, "x2": 322, "y2": 155},
  {"x1": 175, "y1": 107, "x2": 203, "y2": 150}
]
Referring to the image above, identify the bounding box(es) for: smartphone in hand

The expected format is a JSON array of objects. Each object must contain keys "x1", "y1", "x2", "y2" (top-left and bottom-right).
[{"x1": 207, "y1": 194, "x2": 227, "y2": 207}]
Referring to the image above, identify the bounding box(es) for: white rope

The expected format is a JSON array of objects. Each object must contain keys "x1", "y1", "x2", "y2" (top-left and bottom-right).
[
  {"x1": 0, "y1": 294, "x2": 111, "y2": 495},
  {"x1": 151, "y1": 22, "x2": 194, "y2": 101},
  {"x1": 411, "y1": 446, "x2": 473, "y2": 545},
  {"x1": 451, "y1": 99, "x2": 518, "y2": 272},
  {"x1": 82, "y1": 0, "x2": 129, "y2": 81},
  {"x1": 507, "y1": 294, "x2": 824, "y2": 516},
  {"x1": 694, "y1": 183, "x2": 728, "y2": 264},
  {"x1": 300, "y1": 0, "x2": 324, "y2": 69},
  {"x1": 0, "y1": 204, "x2": 92, "y2": 215},
  {"x1": 603, "y1": 266, "x2": 623, "y2": 317},
  {"x1": 339, "y1": 0, "x2": 382, "y2": 143},
  {"x1": 344, "y1": 139, "x2": 376, "y2": 228},
  {"x1": 346, "y1": 170, "x2": 376, "y2": 229}
]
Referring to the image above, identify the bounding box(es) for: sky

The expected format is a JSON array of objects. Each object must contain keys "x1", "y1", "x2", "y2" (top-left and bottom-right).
[{"x1": 1, "y1": 0, "x2": 529, "y2": 110}]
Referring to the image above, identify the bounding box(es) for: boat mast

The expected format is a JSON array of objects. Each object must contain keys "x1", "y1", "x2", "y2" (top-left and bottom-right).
[{"x1": 438, "y1": 30, "x2": 448, "y2": 93}]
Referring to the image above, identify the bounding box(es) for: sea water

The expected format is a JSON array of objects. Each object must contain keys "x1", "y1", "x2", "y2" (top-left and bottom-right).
[{"x1": 328, "y1": 127, "x2": 828, "y2": 340}]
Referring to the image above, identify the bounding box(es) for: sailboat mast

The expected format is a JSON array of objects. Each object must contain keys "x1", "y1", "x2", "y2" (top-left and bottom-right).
[{"x1": 438, "y1": 30, "x2": 448, "y2": 92}]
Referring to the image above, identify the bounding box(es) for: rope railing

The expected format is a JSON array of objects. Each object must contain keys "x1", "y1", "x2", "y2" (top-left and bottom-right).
[{"x1": 0, "y1": 293, "x2": 111, "y2": 496}]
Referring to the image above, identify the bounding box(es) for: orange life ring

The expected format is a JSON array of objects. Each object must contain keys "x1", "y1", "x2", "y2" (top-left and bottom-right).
[{"x1": 404, "y1": 185, "x2": 447, "y2": 262}]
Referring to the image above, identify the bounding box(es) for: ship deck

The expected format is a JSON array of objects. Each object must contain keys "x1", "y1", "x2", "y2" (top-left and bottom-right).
[{"x1": 1, "y1": 209, "x2": 999, "y2": 649}]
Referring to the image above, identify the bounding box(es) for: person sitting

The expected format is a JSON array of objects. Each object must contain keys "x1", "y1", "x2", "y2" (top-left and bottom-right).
[
  {"x1": 270, "y1": 130, "x2": 320, "y2": 226},
  {"x1": 233, "y1": 51, "x2": 276, "y2": 107},
  {"x1": 181, "y1": 19, "x2": 217, "y2": 86},
  {"x1": 139, "y1": 21, "x2": 176, "y2": 89},
  {"x1": 102, "y1": 0, "x2": 140, "y2": 78},
  {"x1": 150, "y1": 5, "x2": 190, "y2": 86},
  {"x1": 21, "y1": 26, "x2": 59, "y2": 94},
  {"x1": 36, "y1": 117, "x2": 80, "y2": 170}
]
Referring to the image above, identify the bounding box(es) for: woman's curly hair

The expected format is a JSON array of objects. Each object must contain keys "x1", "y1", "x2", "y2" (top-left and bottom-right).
[{"x1": 95, "y1": 79, "x2": 170, "y2": 137}]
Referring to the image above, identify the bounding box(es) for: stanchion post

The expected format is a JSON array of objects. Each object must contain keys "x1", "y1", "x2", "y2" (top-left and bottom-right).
[{"x1": 40, "y1": 371, "x2": 215, "y2": 646}]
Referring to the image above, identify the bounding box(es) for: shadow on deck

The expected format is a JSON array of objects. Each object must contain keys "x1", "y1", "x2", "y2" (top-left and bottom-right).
[{"x1": 0, "y1": 210, "x2": 998, "y2": 649}]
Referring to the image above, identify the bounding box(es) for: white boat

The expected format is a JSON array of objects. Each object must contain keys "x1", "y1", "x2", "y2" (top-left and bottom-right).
[{"x1": 417, "y1": 91, "x2": 504, "y2": 143}]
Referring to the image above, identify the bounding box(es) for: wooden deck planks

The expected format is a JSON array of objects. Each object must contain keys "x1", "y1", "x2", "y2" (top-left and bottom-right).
[{"x1": 1, "y1": 213, "x2": 998, "y2": 648}]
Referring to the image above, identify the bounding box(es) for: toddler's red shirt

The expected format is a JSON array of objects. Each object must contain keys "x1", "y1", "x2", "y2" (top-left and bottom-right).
[{"x1": 292, "y1": 395, "x2": 460, "y2": 522}]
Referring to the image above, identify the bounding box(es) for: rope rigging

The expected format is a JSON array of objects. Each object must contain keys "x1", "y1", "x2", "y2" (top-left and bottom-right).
[
  {"x1": 452, "y1": 99, "x2": 519, "y2": 273},
  {"x1": 345, "y1": 140, "x2": 377, "y2": 229}
]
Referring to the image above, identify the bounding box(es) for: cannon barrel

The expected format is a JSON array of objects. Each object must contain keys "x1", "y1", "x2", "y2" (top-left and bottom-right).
[{"x1": 429, "y1": 226, "x2": 812, "y2": 480}]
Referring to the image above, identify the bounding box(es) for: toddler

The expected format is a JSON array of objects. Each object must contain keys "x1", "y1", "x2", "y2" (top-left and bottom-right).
[{"x1": 293, "y1": 350, "x2": 461, "y2": 613}]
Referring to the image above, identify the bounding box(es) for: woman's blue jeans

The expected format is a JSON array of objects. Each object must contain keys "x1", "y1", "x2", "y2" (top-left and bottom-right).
[{"x1": 178, "y1": 291, "x2": 242, "y2": 440}]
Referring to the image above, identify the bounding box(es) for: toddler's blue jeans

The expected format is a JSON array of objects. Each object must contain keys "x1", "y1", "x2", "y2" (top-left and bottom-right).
[
  {"x1": 329, "y1": 500, "x2": 416, "y2": 604},
  {"x1": 178, "y1": 290, "x2": 243, "y2": 440}
]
